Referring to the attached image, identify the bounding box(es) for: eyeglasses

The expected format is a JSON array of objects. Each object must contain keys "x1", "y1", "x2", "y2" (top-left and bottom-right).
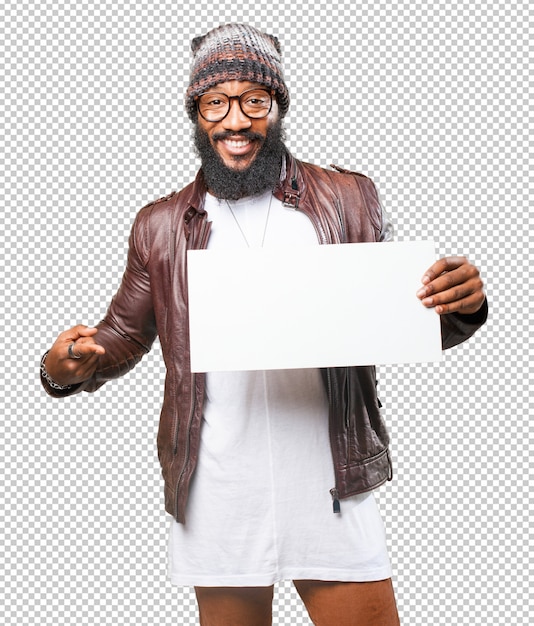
[{"x1": 197, "y1": 88, "x2": 274, "y2": 122}]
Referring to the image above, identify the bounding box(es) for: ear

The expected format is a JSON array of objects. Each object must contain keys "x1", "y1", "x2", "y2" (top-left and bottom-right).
[
  {"x1": 191, "y1": 35, "x2": 205, "y2": 54},
  {"x1": 267, "y1": 34, "x2": 282, "y2": 55}
]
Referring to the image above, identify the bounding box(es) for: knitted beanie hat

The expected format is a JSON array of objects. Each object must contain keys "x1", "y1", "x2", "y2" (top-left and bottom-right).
[{"x1": 185, "y1": 23, "x2": 290, "y2": 121}]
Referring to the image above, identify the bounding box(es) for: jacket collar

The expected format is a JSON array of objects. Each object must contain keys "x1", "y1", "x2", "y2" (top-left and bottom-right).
[{"x1": 273, "y1": 151, "x2": 304, "y2": 209}]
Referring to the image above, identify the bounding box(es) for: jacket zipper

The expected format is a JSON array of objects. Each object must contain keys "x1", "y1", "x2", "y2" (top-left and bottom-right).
[
  {"x1": 330, "y1": 488, "x2": 341, "y2": 513},
  {"x1": 175, "y1": 372, "x2": 197, "y2": 516},
  {"x1": 325, "y1": 368, "x2": 342, "y2": 514},
  {"x1": 174, "y1": 211, "x2": 211, "y2": 519}
]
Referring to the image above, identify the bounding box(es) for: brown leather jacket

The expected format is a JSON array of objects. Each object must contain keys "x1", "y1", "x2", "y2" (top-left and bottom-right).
[{"x1": 42, "y1": 152, "x2": 488, "y2": 523}]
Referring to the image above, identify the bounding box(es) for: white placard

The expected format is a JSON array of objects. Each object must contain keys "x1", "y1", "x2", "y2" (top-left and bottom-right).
[{"x1": 187, "y1": 241, "x2": 442, "y2": 372}]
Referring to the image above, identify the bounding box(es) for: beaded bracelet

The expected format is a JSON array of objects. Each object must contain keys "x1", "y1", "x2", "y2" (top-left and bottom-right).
[{"x1": 40, "y1": 351, "x2": 73, "y2": 391}]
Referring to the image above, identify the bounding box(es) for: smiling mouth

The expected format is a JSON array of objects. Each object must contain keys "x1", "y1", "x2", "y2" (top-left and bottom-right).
[
  {"x1": 222, "y1": 138, "x2": 251, "y2": 149},
  {"x1": 217, "y1": 136, "x2": 258, "y2": 160}
]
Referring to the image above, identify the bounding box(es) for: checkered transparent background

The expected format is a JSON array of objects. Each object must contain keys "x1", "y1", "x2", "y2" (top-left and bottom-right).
[{"x1": 1, "y1": 1, "x2": 531, "y2": 624}]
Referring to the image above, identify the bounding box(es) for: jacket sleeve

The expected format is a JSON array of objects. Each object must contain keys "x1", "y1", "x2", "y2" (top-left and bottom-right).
[
  {"x1": 440, "y1": 298, "x2": 488, "y2": 349},
  {"x1": 41, "y1": 207, "x2": 158, "y2": 397}
]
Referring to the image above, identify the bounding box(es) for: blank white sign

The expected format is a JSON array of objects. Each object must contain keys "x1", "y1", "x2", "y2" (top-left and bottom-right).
[{"x1": 187, "y1": 241, "x2": 442, "y2": 372}]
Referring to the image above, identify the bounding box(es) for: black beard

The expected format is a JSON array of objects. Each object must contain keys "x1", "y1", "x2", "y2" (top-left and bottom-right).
[{"x1": 193, "y1": 120, "x2": 286, "y2": 200}]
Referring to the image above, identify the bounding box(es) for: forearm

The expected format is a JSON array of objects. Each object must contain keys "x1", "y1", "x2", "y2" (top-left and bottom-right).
[{"x1": 78, "y1": 317, "x2": 151, "y2": 391}]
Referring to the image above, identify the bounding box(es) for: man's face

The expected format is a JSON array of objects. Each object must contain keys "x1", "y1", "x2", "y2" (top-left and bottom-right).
[
  {"x1": 194, "y1": 79, "x2": 286, "y2": 200},
  {"x1": 196, "y1": 80, "x2": 280, "y2": 171}
]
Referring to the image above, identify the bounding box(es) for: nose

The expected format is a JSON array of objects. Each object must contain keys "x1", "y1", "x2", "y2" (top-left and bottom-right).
[{"x1": 222, "y1": 98, "x2": 252, "y2": 131}]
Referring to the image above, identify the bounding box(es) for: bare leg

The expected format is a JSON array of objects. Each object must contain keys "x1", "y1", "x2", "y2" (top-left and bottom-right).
[{"x1": 293, "y1": 578, "x2": 400, "y2": 626}]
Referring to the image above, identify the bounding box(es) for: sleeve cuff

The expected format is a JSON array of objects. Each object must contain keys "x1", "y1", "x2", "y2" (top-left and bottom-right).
[{"x1": 452, "y1": 297, "x2": 488, "y2": 325}]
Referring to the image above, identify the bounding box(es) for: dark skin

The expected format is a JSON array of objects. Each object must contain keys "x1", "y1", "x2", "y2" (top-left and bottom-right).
[
  {"x1": 417, "y1": 255, "x2": 485, "y2": 315},
  {"x1": 44, "y1": 80, "x2": 486, "y2": 386}
]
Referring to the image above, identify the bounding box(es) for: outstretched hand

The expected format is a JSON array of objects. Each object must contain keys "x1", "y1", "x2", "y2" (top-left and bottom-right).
[
  {"x1": 417, "y1": 256, "x2": 485, "y2": 315},
  {"x1": 44, "y1": 325, "x2": 106, "y2": 387}
]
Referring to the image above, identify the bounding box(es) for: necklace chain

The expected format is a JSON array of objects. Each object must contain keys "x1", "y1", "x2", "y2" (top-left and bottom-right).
[{"x1": 225, "y1": 193, "x2": 273, "y2": 248}]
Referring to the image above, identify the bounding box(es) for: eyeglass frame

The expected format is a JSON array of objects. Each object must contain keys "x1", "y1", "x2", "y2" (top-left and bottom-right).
[{"x1": 196, "y1": 87, "x2": 275, "y2": 123}]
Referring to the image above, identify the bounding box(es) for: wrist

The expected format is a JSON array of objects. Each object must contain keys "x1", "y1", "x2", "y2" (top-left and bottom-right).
[
  {"x1": 454, "y1": 297, "x2": 488, "y2": 324},
  {"x1": 40, "y1": 351, "x2": 73, "y2": 391}
]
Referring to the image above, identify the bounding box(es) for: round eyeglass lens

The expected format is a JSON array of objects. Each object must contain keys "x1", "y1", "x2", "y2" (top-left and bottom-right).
[{"x1": 198, "y1": 89, "x2": 273, "y2": 122}]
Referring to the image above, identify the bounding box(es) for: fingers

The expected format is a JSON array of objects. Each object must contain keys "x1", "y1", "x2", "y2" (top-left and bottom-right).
[
  {"x1": 45, "y1": 325, "x2": 105, "y2": 386},
  {"x1": 59, "y1": 325, "x2": 106, "y2": 357},
  {"x1": 68, "y1": 342, "x2": 82, "y2": 359},
  {"x1": 417, "y1": 256, "x2": 485, "y2": 315},
  {"x1": 420, "y1": 278, "x2": 484, "y2": 314},
  {"x1": 58, "y1": 348, "x2": 102, "y2": 385},
  {"x1": 420, "y1": 256, "x2": 470, "y2": 284},
  {"x1": 67, "y1": 337, "x2": 106, "y2": 358}
]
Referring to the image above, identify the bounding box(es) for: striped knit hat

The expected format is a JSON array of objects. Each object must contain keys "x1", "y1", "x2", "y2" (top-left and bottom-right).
[{"x1": 185, "y1": 23, "x2": 290, "y2": 121}]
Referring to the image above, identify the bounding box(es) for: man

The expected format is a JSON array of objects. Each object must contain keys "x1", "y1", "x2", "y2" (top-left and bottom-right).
[{"x1": 41, "y1": 23, "x2": 487, "y2": 626}]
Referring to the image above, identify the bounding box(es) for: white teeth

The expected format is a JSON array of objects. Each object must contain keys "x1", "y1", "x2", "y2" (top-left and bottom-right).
[{"x1": 224, "y1": 139, "x2": 249, "y2": 148}]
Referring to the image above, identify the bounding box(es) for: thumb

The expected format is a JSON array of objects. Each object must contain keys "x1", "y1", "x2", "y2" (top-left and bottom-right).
[{"x1": 65, "y1": 324, "x2": 99, "y2": 341}]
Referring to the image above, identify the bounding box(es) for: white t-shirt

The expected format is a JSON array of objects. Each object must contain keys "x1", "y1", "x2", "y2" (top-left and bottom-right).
[{"x1": 168, "y1": 190, "x2": 392, "y2": 586}]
